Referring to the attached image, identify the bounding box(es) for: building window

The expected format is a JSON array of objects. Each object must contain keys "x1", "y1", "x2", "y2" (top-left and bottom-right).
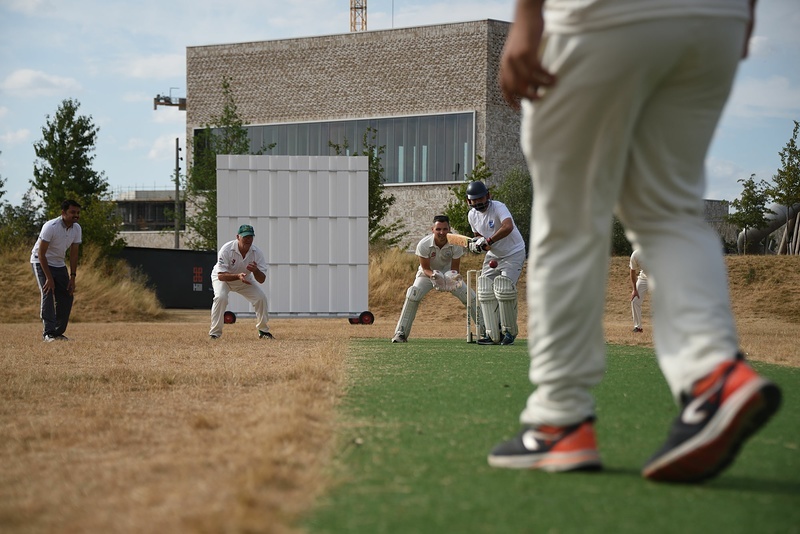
[
  {"x1": 116, "y1": 201, "x2": 185, "y2": 231},
  {"x1": 195, "y1": 112, "x2": 475, "y2": 184}
]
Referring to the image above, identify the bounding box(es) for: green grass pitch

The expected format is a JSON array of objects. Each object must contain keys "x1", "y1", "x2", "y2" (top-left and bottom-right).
[{"x1": 306, "y1": 340, "x2": 799, "y2": 534}]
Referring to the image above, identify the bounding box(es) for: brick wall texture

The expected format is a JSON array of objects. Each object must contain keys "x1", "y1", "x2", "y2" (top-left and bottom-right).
[{"x1": 186, "y1": 20, "x2": 526, "y2": 241}]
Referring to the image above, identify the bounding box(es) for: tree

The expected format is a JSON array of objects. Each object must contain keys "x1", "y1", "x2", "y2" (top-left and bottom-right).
[
  {"x1": 185, "y1": 77, "x2": 273, "y2": 250},
  {"x1": 329, "y1": 127, "x2": 406, "y2": 247},
  {"x1": 611, "y1": 216, "x2": 633, "y2": 256},
  {"x1": 764, "y1": 120, "x2": 800, "y2": 254},
  {"x1": 0, "y1": 151, "x2": 5, "y2": 203},
  {"x1": 493, "y1": 166, "x2": 533, "y2": 251},
  {"x1": 726, "y1": 174, "x2": 771, "y2": 254},
  {"x1": 444, "y1": 155, "x2": 493, "y2": 236},
  {"x1": 31, "y1": 99, "x2": 124, "y2": 256},
  {"x1": 0, "y1": 189, "x2": 44, "y2": 249},
  {"x1": 32, "y1": 99, "x2": 108, "y2": 215}
]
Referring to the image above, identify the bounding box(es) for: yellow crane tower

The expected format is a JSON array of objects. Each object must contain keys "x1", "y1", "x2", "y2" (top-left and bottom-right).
[{"x1": 350, "y1": 0, "x2": 367, "y2": 32}]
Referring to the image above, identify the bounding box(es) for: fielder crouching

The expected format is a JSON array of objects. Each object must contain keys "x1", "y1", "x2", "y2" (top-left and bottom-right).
[
  {"x1": 392, "y1": 215, "x2": 484, "y2": 343},
  {"x1": 209, "y1": 224, "x2": 273, "y2": 340}
]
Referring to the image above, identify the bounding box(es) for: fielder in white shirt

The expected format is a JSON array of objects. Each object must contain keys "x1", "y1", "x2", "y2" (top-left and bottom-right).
[
  {"x1": 209, "y1": 224, "x2": 273, "y2": 340},
  {"x1": 629, "y1": 249, "x2": 649, "y2": 333},
  {"x1": 30, "y1": 199, "x2": 82, "y2": 342}
]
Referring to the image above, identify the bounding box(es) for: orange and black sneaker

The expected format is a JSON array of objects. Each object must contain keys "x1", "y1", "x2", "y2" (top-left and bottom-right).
[
  {"x1": 488, "y1": 417, "x2": 602, "y2": 472},
  {"x1": 643, "y1": 355, "x2": 781, "y2": 483}
]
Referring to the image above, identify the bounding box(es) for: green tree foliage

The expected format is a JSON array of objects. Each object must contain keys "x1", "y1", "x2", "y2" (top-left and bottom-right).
[
  {"x1": 32, "y1": 99, "x2": 108, "y2": 214},
  {"x1": 764, "y1": 120, "x2": 800, "y2": 254},
  {"x1": 0, "y1": 189, "x2": 44, "y2": 249},
  {"x1": 493, "y1": 166, "x2": 532, "y2": 250},
  {"x1": 31, "y1": 99, "x2": 124, "y2": 256},
  {"x1": 726, "y1": 174, "x2": 771, "y2": 254},
  {"x1": 329, "y1": 127, "x2": 407, "y2": 247},
  {"x1": 186, "y1": 77, "x2": 274, "y2": 251},
  {"x1": 444, "y1": 155, "x2": 493, "y2": 236},
  {"x1": 610, "y1": 216, "x2": 633, "y2": 256}
]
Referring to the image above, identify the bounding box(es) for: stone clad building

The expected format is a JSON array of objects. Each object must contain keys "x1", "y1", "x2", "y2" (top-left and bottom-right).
[
  {"x1": 186, "y1": 19, "x2": 523, "y2": 241},
  {"x1": 184, "y1": 19, "x2": 733, "y2": 249}
]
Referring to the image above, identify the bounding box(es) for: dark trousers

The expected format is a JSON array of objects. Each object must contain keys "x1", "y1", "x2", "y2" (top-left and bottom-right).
[{"x1": 32, "y1": 263, "x2": 74, "y2": 338}]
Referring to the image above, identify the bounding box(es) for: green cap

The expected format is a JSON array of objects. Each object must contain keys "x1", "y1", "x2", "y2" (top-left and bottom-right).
[{"x1": 238, "y1": 224, "x2": 255, "y2": 237}]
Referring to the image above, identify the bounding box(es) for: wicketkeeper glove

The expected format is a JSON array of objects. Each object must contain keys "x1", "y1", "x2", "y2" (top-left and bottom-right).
[
  {"x1": 430, "y1": 270, "x2": 447, "y2": 290},
  {"x1": 468, "y1": 237, "x2": 487, "y2": 254}
]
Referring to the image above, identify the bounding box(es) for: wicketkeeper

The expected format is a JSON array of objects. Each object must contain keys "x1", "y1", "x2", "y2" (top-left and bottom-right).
[{"x1": 392, "y1": 215, "x2": 484, "y2": 343}]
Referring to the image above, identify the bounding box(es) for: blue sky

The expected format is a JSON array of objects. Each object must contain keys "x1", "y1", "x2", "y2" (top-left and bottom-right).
[{"x1": 1, "y1": 0, "x2": 798, "y2": 207}]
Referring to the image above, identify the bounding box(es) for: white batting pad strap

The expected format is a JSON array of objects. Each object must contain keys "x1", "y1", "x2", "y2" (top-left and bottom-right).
[{"x1": 494, "y1": 274, "x2": 518, "y2": 337}]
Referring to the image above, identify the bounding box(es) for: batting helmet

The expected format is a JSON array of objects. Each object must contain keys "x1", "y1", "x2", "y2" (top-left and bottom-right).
[{"x1": 466, "y1": 181, "x2": 489, "y2": 200}]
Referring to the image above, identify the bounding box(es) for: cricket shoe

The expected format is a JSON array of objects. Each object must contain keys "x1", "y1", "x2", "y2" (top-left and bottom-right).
[
  {"x1": 391, "y1": 332, "x2": 407, "y2": 343},
  {"x1": 488, "y1": 418, "x2": 602, "y2": 472},
  {"x1": 43, "y1": 335, "x2": 57, "y2": 343},
  {"x1": 642, "y1": 356, "x2": 782, "y2": 483},
  {"x1": 477, "y1": 336, "x2": 498, "y2": 345},
  {"x1": 632, "y1": 327, "x2": 643, "y2": 333},
  {"x1": 500, "y1": 333, "x2": 515, "y2": 345},
  {"x1": 209, "y1": 334, "x2": 220, "y2": 340},
  {"x1": 259, "y1": 331, "x2": 275, "y2": 340}
]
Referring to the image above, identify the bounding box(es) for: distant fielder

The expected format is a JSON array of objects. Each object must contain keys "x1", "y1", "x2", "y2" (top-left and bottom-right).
[
  {"x1": 629, "y1": 249, "x2": 649, "y2": 333},
  {"x1": 209, "y1": 224, "x2": 274, "y2": 340},
  {"x1": 392, "y1": 215, "x2": 484, "y2": 343},
  {"x1": 465, "y1": 180, "x2": 526, "y2": 345}
]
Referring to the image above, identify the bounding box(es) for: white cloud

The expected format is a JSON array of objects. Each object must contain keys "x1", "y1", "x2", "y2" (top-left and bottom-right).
[
  {"x1": 147, "y1": 134, "x2": 184, "y2": 160},
  {"x1": 114, "y1": 53, "x2": 186, "y2": 80},
  {"x1": 152, "y1": 106, "x2": 185, "y2": 125},
  {"x1": 0, "y1": 106, "x2": 8, "y2": 120},
  {"x1": 726, "y1": 76, "x2": 800, "y2": 120},
  {"x1": 122, "y1": 138, "x2": 148, "y2": 151},
  {"x1": 0, "y1": 69, "x2": 82, "y2": 98},
  {"x1": 0, "y1": 128, "x2": 30, "y2": 145}
]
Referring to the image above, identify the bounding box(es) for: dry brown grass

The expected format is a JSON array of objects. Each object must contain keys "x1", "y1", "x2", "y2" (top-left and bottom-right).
[
  {"x1": 1, "y1": 246, "x2": 798, "y2": 533},
  {"x1": 0, "y1": 320, "x2": 346, "y2": 533}
]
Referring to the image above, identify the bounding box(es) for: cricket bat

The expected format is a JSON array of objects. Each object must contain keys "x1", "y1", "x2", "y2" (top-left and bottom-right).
[{"x1": 446, "y1": 233, "x2": 471, "y2": 248}]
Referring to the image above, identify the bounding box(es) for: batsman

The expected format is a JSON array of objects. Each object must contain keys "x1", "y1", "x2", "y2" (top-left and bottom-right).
[
  {"x1": 465, "y1": 180, "x2": 526, "y2": 345},
  {"x1": 391, "y1": 215, "x2": 484, "y2": 343}
]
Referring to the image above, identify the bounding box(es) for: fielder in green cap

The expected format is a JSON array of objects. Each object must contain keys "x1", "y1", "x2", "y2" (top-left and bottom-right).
[{"x1": 209, "y1": 224, "x2": 273, "y2": 340}]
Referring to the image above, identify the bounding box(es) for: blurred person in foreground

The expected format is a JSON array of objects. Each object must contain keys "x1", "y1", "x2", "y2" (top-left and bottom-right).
[
  {"x1": 209, "y1": 224, "x2": 273, "y2": 340},
  {"x1": 31, "y1": 199, "x2": 82, "y2": 342},
  {"x1": 392, "y1": 215, "x2": 482, "y2": 343},
  {"x1": 488, "y1": 0, "x2": 781, "y2": 483}
]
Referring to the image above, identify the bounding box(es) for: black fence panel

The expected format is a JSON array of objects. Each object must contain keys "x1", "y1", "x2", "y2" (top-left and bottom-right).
[{"x1": 119, "y1": 247, "x2": 215, "y2": 309}]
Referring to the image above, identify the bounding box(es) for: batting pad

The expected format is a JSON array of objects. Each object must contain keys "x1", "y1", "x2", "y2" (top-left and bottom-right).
[
  {"x1": 494, "y1": 274, "x2": 518, "y2": 337},
  {"x1": 478, "y1": 275, "x2": 501, "y2": 342}
]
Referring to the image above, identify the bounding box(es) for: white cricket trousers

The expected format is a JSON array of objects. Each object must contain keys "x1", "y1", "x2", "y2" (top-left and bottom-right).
[
  {"x1": 631, "y1": 277, "x2": 648, "y2": 330},
  {"x1": 210, "y1": 279, "x2": 270, "y2": 337},
  {"x1": 520, "y1": 16, "x2": 746, "y2": 427}
]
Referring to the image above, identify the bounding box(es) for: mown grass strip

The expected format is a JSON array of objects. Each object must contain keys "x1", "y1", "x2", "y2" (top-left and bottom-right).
[{"x1": 307, "y1": 340, "x2": 799, "y2": 533}]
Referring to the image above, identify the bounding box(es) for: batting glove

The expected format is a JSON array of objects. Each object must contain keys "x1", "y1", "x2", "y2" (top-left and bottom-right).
[{"x1": 468, "y1": 237, "x2": 487, "y2": 254}]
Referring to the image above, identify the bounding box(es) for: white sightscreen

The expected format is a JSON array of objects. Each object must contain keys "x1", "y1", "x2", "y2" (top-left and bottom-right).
[{"x1": 216, "y1": 155, "x2": 369, "y2": 318}]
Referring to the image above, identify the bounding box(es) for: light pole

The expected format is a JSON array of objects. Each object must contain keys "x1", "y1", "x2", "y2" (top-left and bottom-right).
[{"x1": 174, "y1": 137, "x2": 182, "y2": 249}]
